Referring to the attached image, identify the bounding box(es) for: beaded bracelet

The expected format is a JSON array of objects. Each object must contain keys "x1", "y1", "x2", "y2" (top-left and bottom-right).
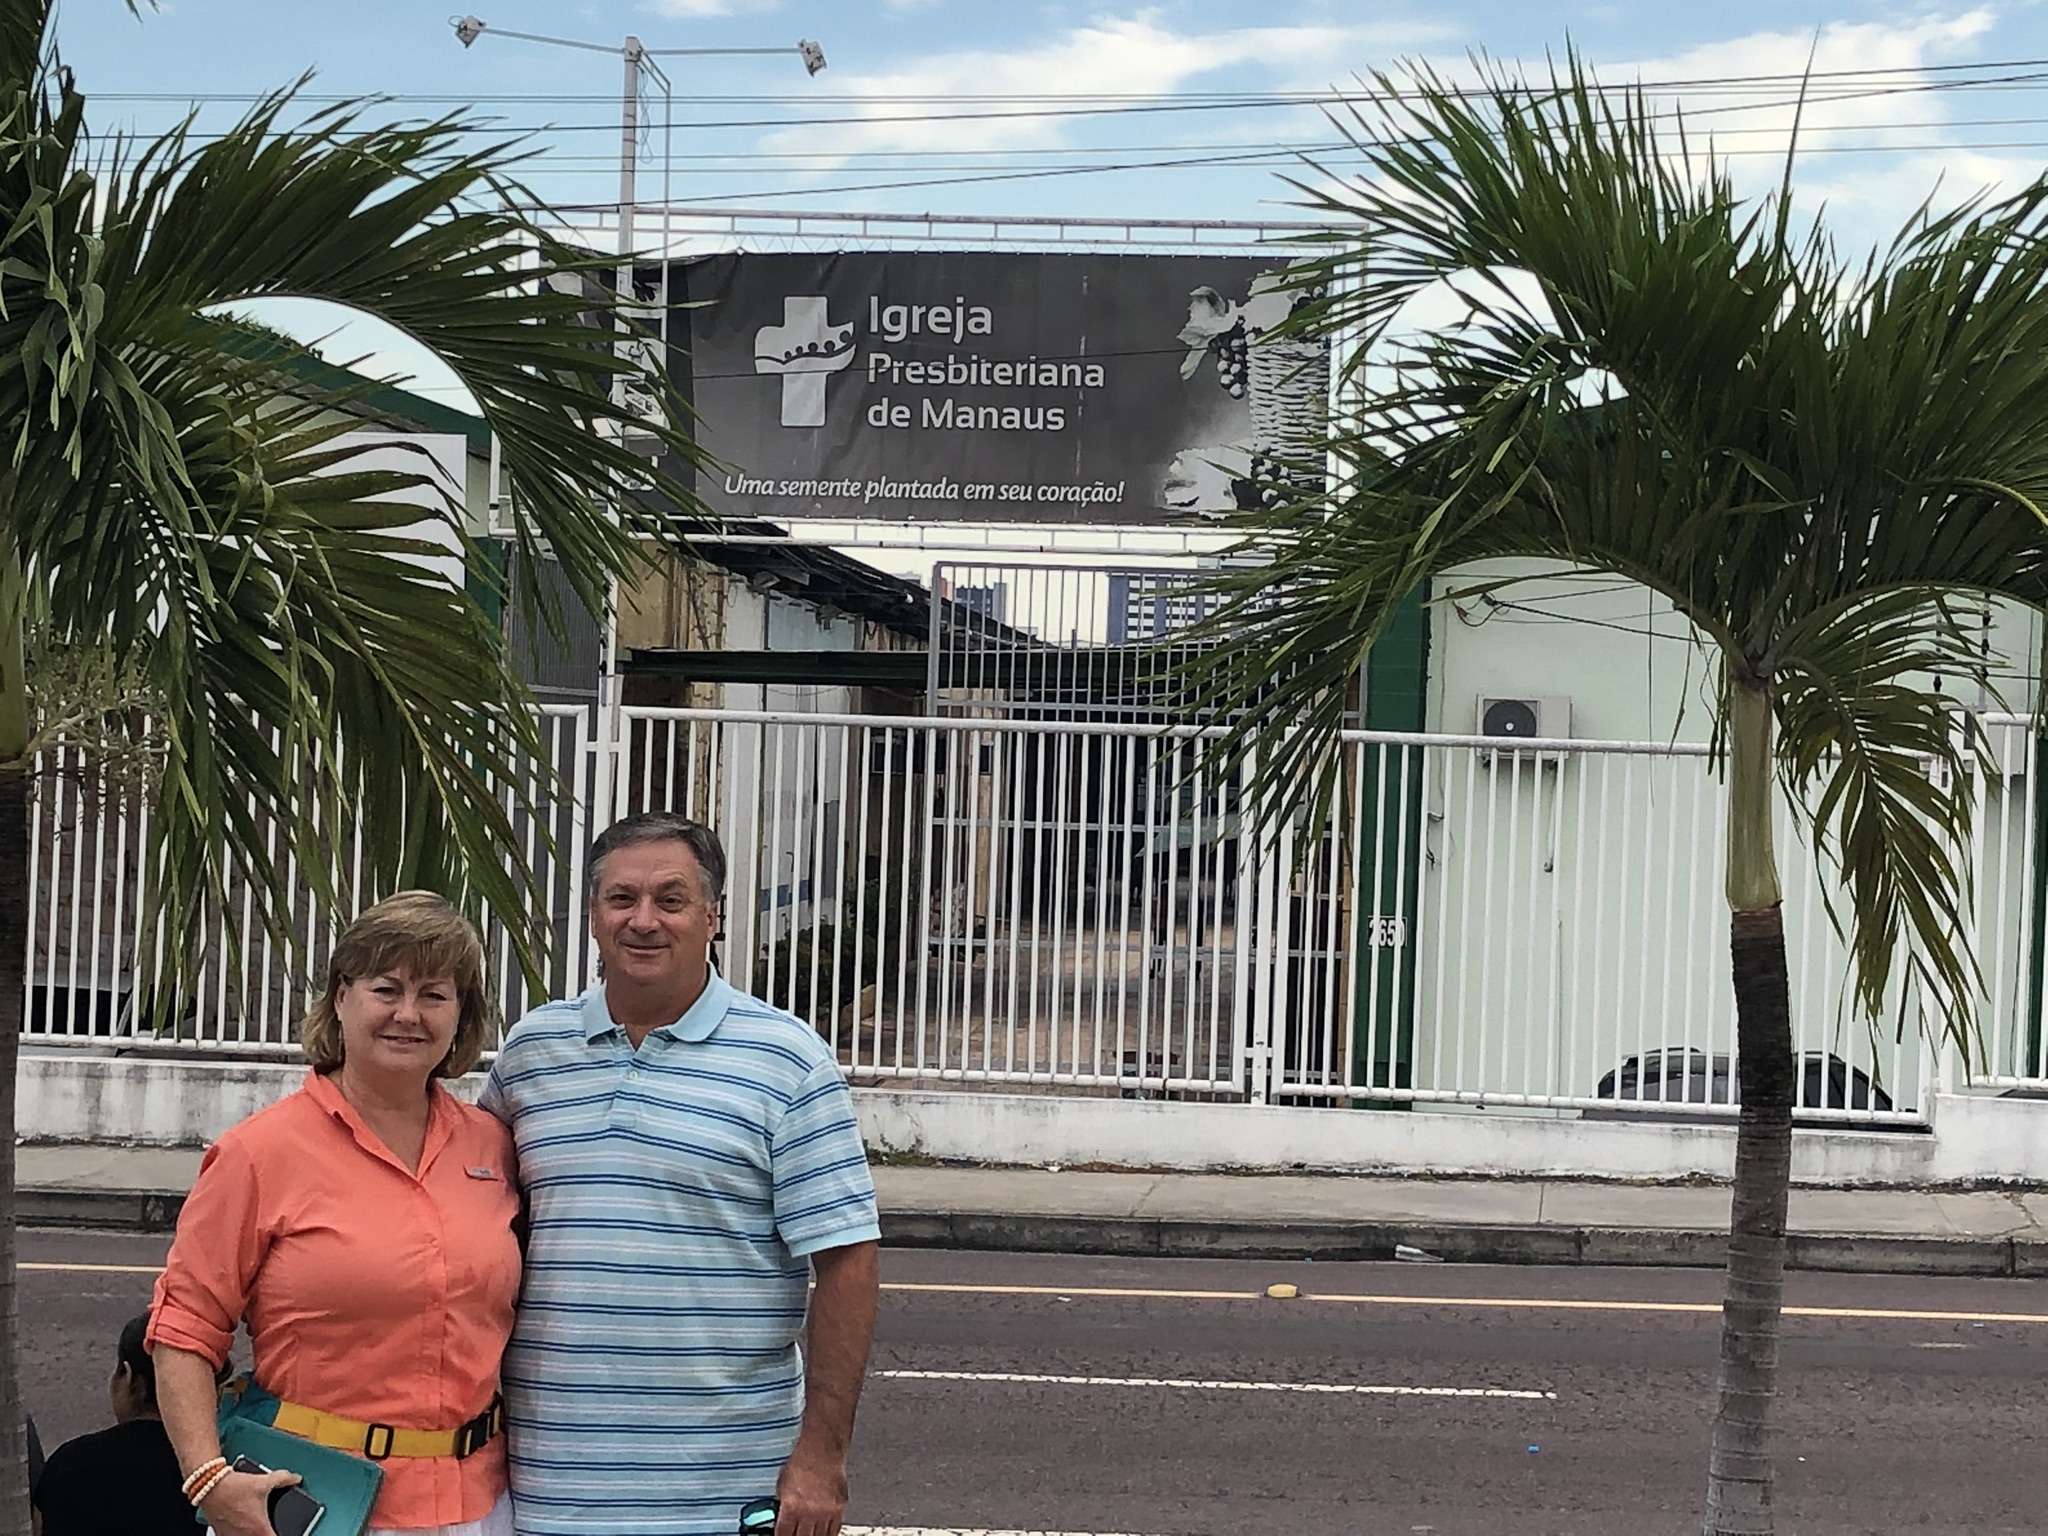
[
  {"x1": 188, "y1": 1462, "x2": 235, "y2": 1508},
  {"x1": 180, "y1": 1457, "x2": 228, "y2": 1501}
]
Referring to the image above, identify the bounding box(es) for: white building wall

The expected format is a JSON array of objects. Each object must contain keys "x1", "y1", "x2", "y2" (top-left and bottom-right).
[
  {"x1": 1417, "y1": 559, "x2": 2043, "y2": 1109},
  {"x1": 21, "y1": 1055, "x2": 2048, "y2": 1186},
  {"x1": 1428, "y1": 559, "x2": 2044, "y2": 740},
  {"x1": 1427, "y1": 559, "x2": 1715, "y2": 745},
  {"x1": 334, "y1": 432, "x2": 470, "y2": 591}
]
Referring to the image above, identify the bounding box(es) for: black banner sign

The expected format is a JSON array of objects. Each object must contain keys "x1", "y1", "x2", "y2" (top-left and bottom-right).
[{"x1": 668, "y1": 251, "x2": 1325, "y2": 525}]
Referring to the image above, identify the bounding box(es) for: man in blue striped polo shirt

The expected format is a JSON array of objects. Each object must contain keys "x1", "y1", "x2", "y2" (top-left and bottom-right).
[{"x1": 482, "y1": 813, "x2": 881, "y2": 1536}]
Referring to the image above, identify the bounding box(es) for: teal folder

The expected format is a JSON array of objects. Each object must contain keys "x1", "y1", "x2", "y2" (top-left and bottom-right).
[{"x1": 216, "y1": 1417, "x2": 385, "y2": 1536}]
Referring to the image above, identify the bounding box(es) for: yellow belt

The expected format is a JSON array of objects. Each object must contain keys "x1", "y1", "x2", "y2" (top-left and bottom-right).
[{"x1": 269, "y1": 1396, "x2": 504, "y2": 1461}]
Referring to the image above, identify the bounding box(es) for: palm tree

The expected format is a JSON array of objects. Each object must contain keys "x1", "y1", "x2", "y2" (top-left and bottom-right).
[
  {"x1": 1185, "y1": 60, "x2": 2048, "y2": 1535},
  {"x1": 0, "y1": 5, "x2": 710, "y2": 1530}
]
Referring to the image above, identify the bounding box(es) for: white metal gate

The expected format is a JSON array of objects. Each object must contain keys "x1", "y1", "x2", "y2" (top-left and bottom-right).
[{"x1": 29, "y1": 703, "x2": 2048, "y2": 1124}]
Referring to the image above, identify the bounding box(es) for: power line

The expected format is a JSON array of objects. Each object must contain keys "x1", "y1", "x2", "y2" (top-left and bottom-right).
[
  {"x1": 385, "y1": 125, "x2": 2048, "y2": 178},
  {"x1": 76, "y1": 64, "x2": 2048, "y2": 204},
  {"x1": 187, "y1": 138, "x2": 2048, "y2": 196},
  {"x1": 81, "y1": 63, "x2": 2048, "y2": 137},
  {"x1": 633, "y1": 147, "x2": 1326, "y2": 202},
  {"x1": 102, "y1": 72, "x2": 2048, "y2": 160},
  {"x1": 486, "y1": 134, "x2": 2048, "y2": 197},
  {"x1": 1478, "y1": 594, "x2": 1703, "y2": 641},
  {"x1": 176, "y1": 116, "x2": 2048, "y2": 161},
  {"x1": 147, "y1": 102, "x2": 2048, "y2": 146},
  {"x1": 77, "y1": 53, "x2": 2048, "y2": 105}
]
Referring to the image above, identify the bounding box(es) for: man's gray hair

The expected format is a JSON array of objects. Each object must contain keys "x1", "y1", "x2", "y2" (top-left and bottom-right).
[{"x1": 587, "y1": 814, "x2": 727, "y2": 907}]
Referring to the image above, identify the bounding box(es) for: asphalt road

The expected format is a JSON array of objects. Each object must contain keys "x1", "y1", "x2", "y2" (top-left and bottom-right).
[{"x1": 21, "y1": 1231, "x2": 2048, "y2": 1534}]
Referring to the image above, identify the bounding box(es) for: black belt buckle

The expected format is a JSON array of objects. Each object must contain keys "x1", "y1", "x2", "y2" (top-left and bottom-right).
[
  {"x1": 453, "y1": 1397, "x2": 502, "y2": 1460},
  {"x1": 363, "y1": 1423, "x2": 395, "y2": 1460}
]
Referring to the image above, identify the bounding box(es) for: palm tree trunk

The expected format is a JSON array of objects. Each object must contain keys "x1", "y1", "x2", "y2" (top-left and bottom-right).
[
  {"x1": 1703, "y1": 678, "x2": 1794, "y2": 1536},
  {"x1": 0, "y1": 530, "x2": 27, "y2": 1536}
]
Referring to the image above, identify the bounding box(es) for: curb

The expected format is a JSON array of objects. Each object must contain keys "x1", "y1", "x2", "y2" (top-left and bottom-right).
[
  {"x1": 21, "y1": 1187, "x2": 186, "y2": 1232},
  {"x1": 18, "y1": 1188, "x2": 2033, "y2": 1279},
  {"x1": 879, "y1": 1212, "x2": 2035, "y2": 1278}
]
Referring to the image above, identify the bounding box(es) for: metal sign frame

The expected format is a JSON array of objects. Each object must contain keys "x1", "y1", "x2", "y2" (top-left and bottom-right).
[{"x1": 536, "y1": 203, "x2": 1341, "y2": 560}]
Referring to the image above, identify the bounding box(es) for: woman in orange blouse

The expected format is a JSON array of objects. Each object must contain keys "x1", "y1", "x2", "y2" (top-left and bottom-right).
[{"x1": 149, "y1": 892, "x2": 522, "y2": 1536}]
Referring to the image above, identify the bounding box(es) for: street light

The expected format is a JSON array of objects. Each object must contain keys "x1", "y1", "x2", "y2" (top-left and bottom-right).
[
  {"x1": 450, "y1": 14, "x2": 824, "y2": 812},
  {"x1": 449, "y1": 17, "x2": 823, "y2": 72},
  {"x1": 449, "y1": 16, "x2": 826, "y2": 266}
]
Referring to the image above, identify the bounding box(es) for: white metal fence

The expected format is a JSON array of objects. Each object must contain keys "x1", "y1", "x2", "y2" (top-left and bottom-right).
[
  {"x1": 24, "y1": 706, "x2": 597, "y2": 1052},
  {"x1": 1959, "y1": 714, "x2": 2048, "y2": 1087},
  {"x1": 25, "y1": 705, "x2": 2048, "y2": 1123}
]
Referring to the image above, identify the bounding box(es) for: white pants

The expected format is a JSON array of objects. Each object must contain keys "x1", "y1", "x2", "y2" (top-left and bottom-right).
[
  {"x1": 369, "y1": 1493, "x2": 516, "y2": 1536},
  {"x1": 209, "y1": 1487, "x2": 514, "y2": 1536}
]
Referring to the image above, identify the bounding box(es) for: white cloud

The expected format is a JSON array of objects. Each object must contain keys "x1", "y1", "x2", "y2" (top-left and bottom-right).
[
  {"x1": 1611, "y1": 12, "x2": 2017, "y2": 253},
  {"x1": 1621, "y1": 14, "x2": 1994, "y2": 156},
  {"x1": 1299, "y1": 13, "x2": 2027, "y2": 261},
  {"x1": 748, "y1": 8, "x2": 2014, "y2": 239},
  {"x1": 757, "y1": 12, "x2": 1453, "y2": 163},
  {"x1": 644, "y1": 0, "x2": 777, "y2": 17}
]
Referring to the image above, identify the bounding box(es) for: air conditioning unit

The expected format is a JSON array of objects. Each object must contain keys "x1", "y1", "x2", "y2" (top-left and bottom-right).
[{"x1": 1477, "y1": 694, "x2": 1571, "y2": 766}]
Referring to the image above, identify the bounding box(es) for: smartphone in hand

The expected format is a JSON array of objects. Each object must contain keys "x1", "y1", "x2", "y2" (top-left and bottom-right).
[{"x1": 228, "y1": 1455, "x2": 328, "y2": 1536}]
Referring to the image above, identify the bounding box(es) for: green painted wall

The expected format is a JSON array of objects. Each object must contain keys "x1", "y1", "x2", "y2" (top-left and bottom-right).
[{"x1": 1353, "y1": 582, "x2": 1430, "y2": 1096}]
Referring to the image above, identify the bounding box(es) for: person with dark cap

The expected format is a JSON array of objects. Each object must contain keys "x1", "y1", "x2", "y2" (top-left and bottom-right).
[{"x1": 33, "y1": 1312, "x2": 192, "y2": 1535}]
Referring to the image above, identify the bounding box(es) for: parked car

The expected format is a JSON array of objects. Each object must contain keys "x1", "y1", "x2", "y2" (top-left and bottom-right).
[{"x1": 1592, "y1": 1047, "x2": 1893, "y2": 1116}]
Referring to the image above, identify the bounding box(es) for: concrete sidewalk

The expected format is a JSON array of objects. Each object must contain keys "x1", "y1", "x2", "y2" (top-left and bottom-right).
[{"x1": 18, "y1": 1143, "x2": 2048, "y2": 1277}]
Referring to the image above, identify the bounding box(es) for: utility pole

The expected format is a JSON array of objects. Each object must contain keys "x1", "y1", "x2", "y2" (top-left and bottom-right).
[
  {"x1": 453, "y1": 18, "x2": 827, "y2": 911},
  {"x1": 453, "y1": 13, "x2": 826, "y2": 409},
  {"x1": 619, "y1": 35, "x2": 642, "y2": 303},
  {"x1": 453, "y1": 16, "x2": 825, "y2": 323}
]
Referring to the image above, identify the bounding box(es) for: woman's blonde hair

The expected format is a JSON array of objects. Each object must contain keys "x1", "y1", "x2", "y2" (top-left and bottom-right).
[{"x1": 300, "y1": 891, "x2": 492, "y2": 1078}]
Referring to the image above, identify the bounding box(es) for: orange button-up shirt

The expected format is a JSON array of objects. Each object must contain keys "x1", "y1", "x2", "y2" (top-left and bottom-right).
[{"x1": 148, "y1": 1070, "x2": 522, "y2": 1529}]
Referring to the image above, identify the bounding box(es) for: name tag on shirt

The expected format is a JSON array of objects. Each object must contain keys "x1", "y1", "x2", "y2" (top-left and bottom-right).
[{"x1": 466, "y1": 1166, "x2": 502, "y2": 1181}]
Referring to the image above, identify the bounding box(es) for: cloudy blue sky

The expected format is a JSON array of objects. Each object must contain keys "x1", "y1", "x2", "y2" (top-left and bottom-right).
[{"x1": 63, "y1": 1, "x2": 2048, "y2": 396}]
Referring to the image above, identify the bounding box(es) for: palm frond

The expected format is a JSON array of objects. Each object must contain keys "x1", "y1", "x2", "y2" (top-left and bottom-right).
[
  {"x1": 1774, "y1": 592, "x2": 1986, "y2": 1035},
  {"x1": 1178, "y1": 51, "x2": 2048, "y2": 1056},
  {"x1": 85, "y1": 91, "x2": 712, "y2": 617},
  {"x1": 0, "y1": 30, "x2": 719, "y2": 998}
]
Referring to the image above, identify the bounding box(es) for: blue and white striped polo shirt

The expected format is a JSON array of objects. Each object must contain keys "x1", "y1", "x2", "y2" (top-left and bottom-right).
[{"x1": 480, "y1": 976, "x2": 880, "y2": 1536}]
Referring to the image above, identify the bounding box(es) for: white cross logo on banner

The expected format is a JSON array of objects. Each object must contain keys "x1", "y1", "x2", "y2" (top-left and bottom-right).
[{"x1": 754, "y1": 296, "x2": 856, "y2": 427}]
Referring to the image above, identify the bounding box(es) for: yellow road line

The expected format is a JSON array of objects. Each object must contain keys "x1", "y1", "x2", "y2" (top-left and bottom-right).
[
  {"x1": 24, "y1": 1265, "x2": 2045, "y2": 1326},
  {"x1": 1310, "y1": 1292, "x2": 1721, "y2": 1314},
  {"x1": 18, "y1": 1269, "x2": 1259, "y2": 1292},
  {"x1": 1789, "y1": 1304, "x2": 2042, "y2": 1324},
  {"x1": 882, "y1": 1279, "x2": 2048, "y2": 1325},
  {"x1": 1306, "y1": 1292, "x2": 2048, "y2": 1324},
  {"x1": 877, "y1": 1368, "x2": 1556, "y2": 1400},
  {"x1": 884, "y1": 1281, "x2": 1256, "y2": 1301}
]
